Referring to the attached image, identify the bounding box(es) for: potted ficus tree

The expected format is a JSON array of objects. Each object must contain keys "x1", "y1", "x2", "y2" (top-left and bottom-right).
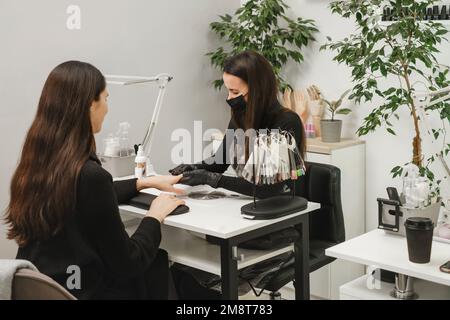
[
  {"x1": 206, "y1": 0, "x2": 318, "y2": 91},
  {"x1": 320, "y1": 89, "x2": 352, "y2": 142},
  {"x1": 321, "y1": 0, "x2": 450, "y2": 223}
]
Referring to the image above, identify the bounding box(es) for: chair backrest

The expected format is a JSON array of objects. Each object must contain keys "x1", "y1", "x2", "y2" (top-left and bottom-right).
[
  {"x1": 296, "y1": 161, "x2": 345, "y2": 244},
  {"x1": 12, "y1": 269, "x2": 76, "y2": 300}
]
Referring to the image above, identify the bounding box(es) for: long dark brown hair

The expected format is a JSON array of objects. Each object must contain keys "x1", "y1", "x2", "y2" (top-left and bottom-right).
[
  {"x1": 223, "y1": 50, "x2": 306, "y2": 159},
  {"x1": 5, "y1": 61, "x2": 106, "y2": 247}
]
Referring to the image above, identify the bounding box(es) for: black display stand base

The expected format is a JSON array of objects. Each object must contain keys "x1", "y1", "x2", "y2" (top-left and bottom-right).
[{"x1": 241, "y1": 195, "x2": 308, "y2": 220}]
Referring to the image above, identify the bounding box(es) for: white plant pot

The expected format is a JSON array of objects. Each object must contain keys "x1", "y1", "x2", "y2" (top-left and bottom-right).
[{"x1": 320, "y1": 119, "x2": 342, "y2": 143}]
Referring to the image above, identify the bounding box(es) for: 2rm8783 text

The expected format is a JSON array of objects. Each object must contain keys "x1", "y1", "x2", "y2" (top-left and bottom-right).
[{"x1": 219, "y1": 304, "x2": 272, "y2": 315}]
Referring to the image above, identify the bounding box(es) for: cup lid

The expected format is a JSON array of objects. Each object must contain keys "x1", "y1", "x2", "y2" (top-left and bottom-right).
[{"x1": 404, "y1": 217, "x2": 434, "y2": 230}]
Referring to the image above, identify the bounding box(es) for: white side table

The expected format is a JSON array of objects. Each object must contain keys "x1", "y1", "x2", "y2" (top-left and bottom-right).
[{"x1": 327, "y1": 229, "x2": 450, "y2": 300}]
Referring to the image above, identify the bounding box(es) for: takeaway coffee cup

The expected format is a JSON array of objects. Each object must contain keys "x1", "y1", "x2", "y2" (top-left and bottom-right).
[{"x1": 404, "y1": 217, "x2": 434, "y2": 263}]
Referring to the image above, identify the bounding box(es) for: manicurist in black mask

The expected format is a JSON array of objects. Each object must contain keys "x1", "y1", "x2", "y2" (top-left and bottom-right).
[
  {"x1": 170, "y1": 50, "x2": 306, "y2": 199},
  {"x1": 225, "y1": 91, "x2": 247, "y2": 112}
]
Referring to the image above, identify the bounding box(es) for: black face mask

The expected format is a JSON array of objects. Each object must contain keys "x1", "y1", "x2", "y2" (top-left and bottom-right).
[{"x1": 226, "y1": 94, "x2": 247, "y2": 112}]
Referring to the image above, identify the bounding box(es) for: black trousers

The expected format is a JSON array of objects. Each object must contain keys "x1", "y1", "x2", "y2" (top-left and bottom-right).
[
  {"x1": 99, "y1": 249, "x2": 214, "y2": 300},
  {"x1": 144, "y1": 249, "x2": 176, "y2": 300},
  {"x1": 96, "y1": 249, "x2": 173, "y2": 300}
]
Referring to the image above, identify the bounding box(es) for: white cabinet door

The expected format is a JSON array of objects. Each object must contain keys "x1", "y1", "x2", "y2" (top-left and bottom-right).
[
  {"x1": 306, "y1": 152, "x2": 331, "y2": 164},
  {"x1": 304, "y1": 144, "x2": 366, "y2": 300},
  {"x1": 310, "y1": 265, "x2": 330, "y2": 298}
]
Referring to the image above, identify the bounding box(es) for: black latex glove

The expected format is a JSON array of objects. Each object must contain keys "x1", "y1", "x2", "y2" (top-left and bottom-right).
[
  {"x1": 169, "y1": 164, "x2": 203, "y2": 176},
  {"x1": 180, "y1": 169, "x2": 222, "y2": 188}
]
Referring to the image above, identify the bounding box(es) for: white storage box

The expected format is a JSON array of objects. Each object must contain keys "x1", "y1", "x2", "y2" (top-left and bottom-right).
[{"x1": 98, "y1": 154, "x2": 135, "y2": 178}]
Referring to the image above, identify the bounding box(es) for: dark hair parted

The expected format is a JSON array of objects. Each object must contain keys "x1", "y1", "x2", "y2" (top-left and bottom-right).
[{"x1": 5, "y1": 61, "x2": 106, "y2": 247}]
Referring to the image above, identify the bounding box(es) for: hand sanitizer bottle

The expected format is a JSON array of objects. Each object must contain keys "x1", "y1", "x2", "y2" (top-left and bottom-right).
[{"x1": 134, "y1": 145, "x2": 147, "y2": 179}]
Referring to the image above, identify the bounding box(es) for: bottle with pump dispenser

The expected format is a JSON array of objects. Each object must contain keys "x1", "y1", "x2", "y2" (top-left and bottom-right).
[
  {"x1": 135, "y1": 145, "x2": 147, "y2": 179},
  {"x1": 117, "y1": 122, "x2": 134, "y2": 157}
]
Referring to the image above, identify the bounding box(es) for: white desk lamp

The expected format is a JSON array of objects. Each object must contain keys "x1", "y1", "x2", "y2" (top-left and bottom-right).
[
  {"x1": 105, "y1": 73, "x2": 173, "y2": 176},
  {"x1": 413, "y1": 85, "x2": 450, "y2": 213}
]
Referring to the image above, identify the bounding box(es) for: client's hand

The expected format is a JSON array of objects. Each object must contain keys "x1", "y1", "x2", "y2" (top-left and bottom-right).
[
  {"x1": 146, "y1": 194, "x2": 185, "y2": 222},
  {"x1": 169, "y1": 164, "x2": 201, "y2": 175},
  {"x1": 180, "y1": 169, "x2": 221, "y2": 188},
  {"x1": 137, "y1": 175, "x2": 185, "y2": 195}
]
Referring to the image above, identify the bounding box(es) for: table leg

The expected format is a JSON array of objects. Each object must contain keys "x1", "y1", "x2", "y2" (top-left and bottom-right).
[
  {"x1": 295, "y1": 215, "x2": 310, "y2": 300},
  {"x1": 220, "y1": 241, "x2": 239, "y2": 300}
]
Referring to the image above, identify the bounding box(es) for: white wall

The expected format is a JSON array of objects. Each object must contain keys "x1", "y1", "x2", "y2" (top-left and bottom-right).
[
  {"x1": 282, "y1": 0, "x2": 450, "y2": 231},
  {"x1": 1, "y1": 0, "x2": 448, "y2": 259},
  {"x1": 0, "y1": 0, "x2": 239, "y2": 258}
]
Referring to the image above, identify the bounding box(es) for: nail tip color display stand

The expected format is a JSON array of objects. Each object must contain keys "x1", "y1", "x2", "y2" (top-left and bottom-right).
[{"x1": 239, "y1": 130, "x2": 308, "y2": 220}]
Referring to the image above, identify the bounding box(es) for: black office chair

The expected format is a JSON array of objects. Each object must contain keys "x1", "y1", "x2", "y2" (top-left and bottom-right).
[{"x1": 261, "y1": 161, "x2": 345, "y2": 299}]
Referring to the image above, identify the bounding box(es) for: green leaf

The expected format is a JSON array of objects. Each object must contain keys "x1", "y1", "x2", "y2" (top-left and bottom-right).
[
  {"x1": 387, "y1": 128, "x2": 396, "y2": 135},
  {"x1": 391, "y1": 166, "x2": 401, "y2": 173},
  {"x1": 380, "y1": 63, "x2": 387, "y2": 77},
  {"x1": 321, "y1": 99, "x2": 333, "y2": 108},
  {"x1": 391, "y1": 165, "x2": 404, "y2": 178},
  {"x1": 212, "y1": 79, "x2": 224, "y2": 90},
  {"x1": 336, "y1": 108, "x2": 352, "y2": 115},
  {"x1": 383, "y1": 88, "x2": 396, "y2": 96}
]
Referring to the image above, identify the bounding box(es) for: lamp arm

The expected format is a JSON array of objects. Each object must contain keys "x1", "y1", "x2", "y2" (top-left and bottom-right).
[
  {"x1": 141, "y1": 75, "x2": 172, "y2": 157},
  {"x1": 414, "y1": 85, "x2": 450, "y2": 98},
  {"x1": 419, "y1": 93, "x2": 450, "y2": 109},
  {"x1": 413, "y1": 84, "x2": 450, "y2": 109}
]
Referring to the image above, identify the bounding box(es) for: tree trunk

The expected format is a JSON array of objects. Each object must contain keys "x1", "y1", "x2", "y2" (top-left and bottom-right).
[
  {"x1": 412, "y1": 134, "x2": 422, "y2": 167},
  {"x1": 403, "y1": 66, "x2": 423, "y2": 168}
]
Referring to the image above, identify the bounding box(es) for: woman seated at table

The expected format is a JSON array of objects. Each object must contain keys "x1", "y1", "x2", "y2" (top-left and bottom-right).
[{"x1": 5, "y1": 61, "x2": 187, "y2": 299}]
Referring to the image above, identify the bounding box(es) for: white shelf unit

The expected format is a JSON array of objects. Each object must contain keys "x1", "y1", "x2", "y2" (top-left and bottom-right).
[
  {"x1": 301, "y1": 138, "x2": 366, "y2": 300},
  {"x1": 340, "y1": 275, "x2": 450, "y2": 300},
  {"x1": 326, "y1": 229, "x2": 450, "y2": 286},
  {"x1": 327, "y1": 230, "x2": 450, "y2": 300},
  {"x1": 159, "y1": 224, "x2": 294, "y2": 276}
]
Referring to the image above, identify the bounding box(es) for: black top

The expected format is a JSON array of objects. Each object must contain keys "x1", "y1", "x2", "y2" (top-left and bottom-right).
[
  {"x1": 16, "y1": 154, "x2": 163, "y2": 300},
  {"x1": 202, "y1": 102, "x2": 304, "y2": 199}
]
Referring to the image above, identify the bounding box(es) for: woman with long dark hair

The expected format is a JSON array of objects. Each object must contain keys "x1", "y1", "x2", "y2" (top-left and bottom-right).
[
  {"x1": 170, "y1": 50, "x2": 306, "y2": 198},
  {"x1": 5, "y1": 61, "x2": 185, "y2": 299}
]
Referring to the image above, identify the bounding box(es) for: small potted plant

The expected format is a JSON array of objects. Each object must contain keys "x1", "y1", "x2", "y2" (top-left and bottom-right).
[{"x1": 320, "y1": 89, "x2": 351, "y2": 143}]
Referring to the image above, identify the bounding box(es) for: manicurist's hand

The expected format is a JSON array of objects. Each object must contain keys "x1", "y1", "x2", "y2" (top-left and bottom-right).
[
  {"x1": 137, "y1": 175, "x2": 185, "y2": 195},
  {"x1": 169, "y1": 164, "x2": 201, "y2": 175},
  {"x1": 146, "y1": 194, "x2": 185, "y2": 223},
  {"x1": 180, "y1": 169, "x2": 221, "y2": 188}
]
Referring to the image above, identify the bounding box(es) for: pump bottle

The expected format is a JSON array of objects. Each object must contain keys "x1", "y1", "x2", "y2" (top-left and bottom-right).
[{"x1": 134, "y1": 145, "x2": 147, "y2": 179}]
